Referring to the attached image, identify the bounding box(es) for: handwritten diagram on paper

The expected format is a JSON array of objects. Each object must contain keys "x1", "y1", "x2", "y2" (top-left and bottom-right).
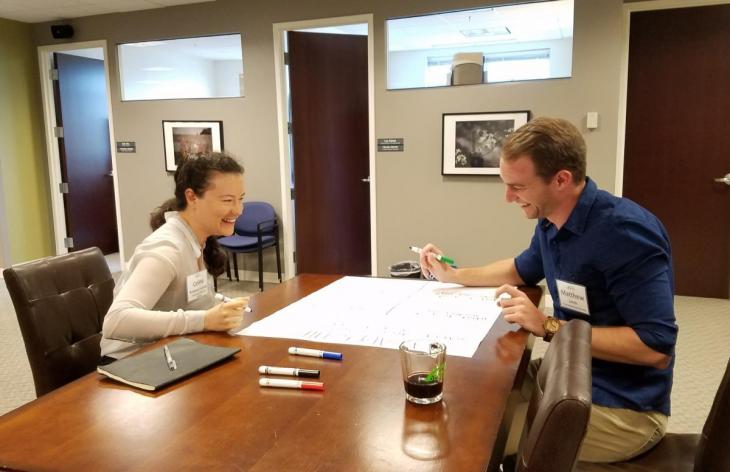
[{"x1": 239, "y1": 276, "x2": 503, "y2": 358}]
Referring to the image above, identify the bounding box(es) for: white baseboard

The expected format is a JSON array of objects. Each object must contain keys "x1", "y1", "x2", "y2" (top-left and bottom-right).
[{"x1": 221, "y1": 270, "x2": 282, "y2": 284}]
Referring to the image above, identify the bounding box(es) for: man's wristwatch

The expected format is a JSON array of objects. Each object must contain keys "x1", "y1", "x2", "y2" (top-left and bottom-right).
[{"x1": 542, "y1": 316, "x2": 561, "y2": 342}]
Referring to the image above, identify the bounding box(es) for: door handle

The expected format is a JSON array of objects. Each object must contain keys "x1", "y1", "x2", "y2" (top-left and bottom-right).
[
  {"x1": 714, "y1": 173, "x2": 730, "y2": 186},
  {"x1": 361, "y1": 177, "x2": 371, "y2": 183}
]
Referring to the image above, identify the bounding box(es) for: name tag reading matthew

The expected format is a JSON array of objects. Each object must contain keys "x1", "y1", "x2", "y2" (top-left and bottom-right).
[
  {"x1": 556, "y1": 279, "x2": 590, "y2": 316},
  {"x1": 187, "y1": 270, "x2": 208, "y2": 303}
]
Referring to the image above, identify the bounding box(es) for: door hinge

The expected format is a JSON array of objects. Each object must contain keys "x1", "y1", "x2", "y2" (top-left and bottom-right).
[
  {"x1": 59, "y1": 182, "x2": 69, "y2": 194},
  {"x1": 53, "y1": 126, "x2": 64, "y2": 138},
  {"x1": 293, "y1": 251, "x2": 296, "y2": 263},
  {"x1": 287, "y1": 122, "x2": 292, "y2": 134},
  {"x1": 50, "y1": 68, "x2": 59, "y2": 81},
  {"x1": 290, "y1": 187, "x2": 295, "y2": 200},
  {"x1": 284, "y1": 52, "x2": 289, "y2": 66},
  {"x1": 63, "y1": 237, "x2": 74, "y2": 249}
]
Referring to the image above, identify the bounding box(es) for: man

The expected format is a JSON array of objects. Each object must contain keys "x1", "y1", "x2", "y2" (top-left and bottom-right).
[{"x1": 420, "y1": 117, "x2": 677, "y2": 463}]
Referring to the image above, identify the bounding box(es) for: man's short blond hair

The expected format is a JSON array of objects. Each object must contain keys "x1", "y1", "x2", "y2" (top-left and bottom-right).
[{"x1": 502, "y1": 117, "x2": 586, "y2": 183}]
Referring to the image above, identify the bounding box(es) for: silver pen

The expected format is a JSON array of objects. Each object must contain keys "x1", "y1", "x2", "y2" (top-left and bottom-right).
[{"x1": 163, "y1": 345, "x2": 177, "y2": 371}]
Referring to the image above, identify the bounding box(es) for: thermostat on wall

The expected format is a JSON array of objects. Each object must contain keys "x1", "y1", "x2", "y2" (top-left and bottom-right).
[{"x1": 586, "y1": 112, "x2": 599, "y2": 130}]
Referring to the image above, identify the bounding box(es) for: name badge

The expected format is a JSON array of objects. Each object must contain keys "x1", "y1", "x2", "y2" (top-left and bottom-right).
[
  {"x1": 187, "y1": 269, "x2": 209, "y2": 303},
  {"x1": 556, "y1": 279, "x2": 590, "y2": 316}
]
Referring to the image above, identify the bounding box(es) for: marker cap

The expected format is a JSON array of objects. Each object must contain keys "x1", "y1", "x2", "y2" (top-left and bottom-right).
[
  {"x1": 300, "y1": 382, "x2": 325, "y2": 391},
  {"x1": 297, "y1": 369, "x2": 321, "y2": 378}
]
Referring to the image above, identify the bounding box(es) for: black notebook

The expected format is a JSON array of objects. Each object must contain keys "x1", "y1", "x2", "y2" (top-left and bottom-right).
[{"x1": 97, "y1": 337, "x2": 240, "y2": 391}]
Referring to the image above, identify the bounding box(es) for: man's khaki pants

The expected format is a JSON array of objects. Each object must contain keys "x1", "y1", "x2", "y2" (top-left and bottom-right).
[{"x1": 505, "y1": 359, "x2": 667, "y2": 463}]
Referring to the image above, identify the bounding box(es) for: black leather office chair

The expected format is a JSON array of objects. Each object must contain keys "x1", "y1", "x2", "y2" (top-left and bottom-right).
[
  {"x1": 576, "y1": 358, "x2": 730, "y2": 472},
  {"x1": 505, "y1": 319, "x2": 593, "y2": 472},
  {"x1": 3, "y1": 247, "x2": 114, "y2": 396}
]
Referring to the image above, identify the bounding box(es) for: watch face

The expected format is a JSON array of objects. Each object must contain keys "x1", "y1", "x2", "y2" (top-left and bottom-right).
[{"x1": 546, "y1": 318, "x2": 560, "y2": 332}]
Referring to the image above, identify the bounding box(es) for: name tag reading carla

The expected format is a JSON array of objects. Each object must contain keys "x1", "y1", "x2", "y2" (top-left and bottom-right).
[
  {"x1": 187, "y1": 269, "x2": 209, "y2": 303},
  {"x1": 556, "y1": 279, "x2": 590, "y2": 316}
]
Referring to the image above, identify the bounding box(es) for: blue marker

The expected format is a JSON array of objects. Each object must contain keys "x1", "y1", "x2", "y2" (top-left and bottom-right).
[{"x1": 288, "y1": 346, "x2": 343, "y2": 360}]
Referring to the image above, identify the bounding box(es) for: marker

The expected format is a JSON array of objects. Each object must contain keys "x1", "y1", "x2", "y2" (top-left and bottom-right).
[
  {"x1": 215, "y1": 293, "x2": 252, "y2": 312},
  {"x1": 288, "y1": 347, "x2": 343, "y2": 360},
  {"x1": 259, "y1": 378, "x2": 324, "y2": 391},
  {"x1": 258, "y1": 366, "x2": 320, "y2": 378},
  {"x1": 409, "y1": 246, "x2": 455, "y2": 266}
]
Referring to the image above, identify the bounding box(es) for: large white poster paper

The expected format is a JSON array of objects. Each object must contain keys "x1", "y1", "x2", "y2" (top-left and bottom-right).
[{"x1": 239, "y1": 277, "x2": 504, "y2": 358}]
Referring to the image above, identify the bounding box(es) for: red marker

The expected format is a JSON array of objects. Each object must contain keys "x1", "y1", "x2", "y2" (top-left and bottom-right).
[{"x1": 259, "y1": 378, "x2": 324, "y2": 391}]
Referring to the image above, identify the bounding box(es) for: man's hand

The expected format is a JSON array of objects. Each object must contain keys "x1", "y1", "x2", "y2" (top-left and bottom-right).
[
  {"x1": 496, "y1": 284, "x2": 546, "y2": 336},
  {"x1": 419, "y1": 243, "x2": 455, "y2": 282}
]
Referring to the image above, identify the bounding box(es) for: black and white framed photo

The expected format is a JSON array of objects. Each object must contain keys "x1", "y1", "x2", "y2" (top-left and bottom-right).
[
  {"x1": 442, "y1": 111, "x2": 530, "y2": 175},
  {"x1": 162, "y1": 120, "x2": 223, "y2": 172}
]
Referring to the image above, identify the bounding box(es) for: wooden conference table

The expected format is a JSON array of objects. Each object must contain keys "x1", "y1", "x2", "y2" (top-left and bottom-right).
[{"x1": 0, "y1": 274, "x2": 541, "y2": 471}]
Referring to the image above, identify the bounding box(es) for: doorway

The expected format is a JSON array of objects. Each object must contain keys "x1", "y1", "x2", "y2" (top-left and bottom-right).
[
  {"x1": 38, "y1": 41, "x2": 124, "y2": 261},
  {"x1": 273, "y1": 15, "x2": 376, "y2": 278},
  {"x1": 617, "y1": 1, "x2": 730, "y2": 298}
]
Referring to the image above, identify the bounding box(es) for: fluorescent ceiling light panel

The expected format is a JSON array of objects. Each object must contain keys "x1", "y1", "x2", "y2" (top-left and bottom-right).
[{"x1": 459, "y1": 27, "x2": 511, "y2": 38}]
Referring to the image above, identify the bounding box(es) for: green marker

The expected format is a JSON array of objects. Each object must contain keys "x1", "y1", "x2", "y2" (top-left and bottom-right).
[{"x1": 409, "y1": 246, "x2": 455, "y2": 266}]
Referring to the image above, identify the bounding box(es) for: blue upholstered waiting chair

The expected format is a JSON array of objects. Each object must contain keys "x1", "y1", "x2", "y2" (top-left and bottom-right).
[{"x1": 217, "y1": 201, "x2": 282, "y2": 291}]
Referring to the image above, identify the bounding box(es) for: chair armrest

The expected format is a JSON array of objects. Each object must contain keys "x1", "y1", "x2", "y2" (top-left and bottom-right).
[{"x1": 256, "y1": 218, "x2": 278, "y2": 235}]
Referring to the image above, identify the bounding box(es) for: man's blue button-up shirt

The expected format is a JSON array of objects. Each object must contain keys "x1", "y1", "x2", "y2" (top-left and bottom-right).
[{"x1": 515, "y1": 178, "x2": 677, "y2": 415}]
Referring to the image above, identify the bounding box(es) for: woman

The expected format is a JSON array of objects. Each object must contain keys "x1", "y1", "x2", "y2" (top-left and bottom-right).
[{"x1": 101, "y1": 152, "x2": 248, "y2": 359}]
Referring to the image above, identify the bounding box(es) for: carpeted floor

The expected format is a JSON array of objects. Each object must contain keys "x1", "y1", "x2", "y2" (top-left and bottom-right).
[
  {"x1": 0, "y1": 279, "x2": 35, "y2": 414},
  {"x1": 1, "y1": 266, "x2": 728, "y2": 434}
]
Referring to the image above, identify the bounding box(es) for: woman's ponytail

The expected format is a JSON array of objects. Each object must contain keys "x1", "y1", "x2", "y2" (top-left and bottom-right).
[
  {"x1": 203, "y1": 236, "x2": 228, "y2": 277},
  {"x1": 149, "y1": 197, "x2": 178, "y2": 231}
]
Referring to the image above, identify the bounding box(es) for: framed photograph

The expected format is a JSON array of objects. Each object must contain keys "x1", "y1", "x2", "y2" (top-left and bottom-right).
[
  {"x1": 442, "y1": 111, "x2": 530, "y2": 175},
  {"x1": 162, "y1": 120, "x2": 223, "y2": 172}
]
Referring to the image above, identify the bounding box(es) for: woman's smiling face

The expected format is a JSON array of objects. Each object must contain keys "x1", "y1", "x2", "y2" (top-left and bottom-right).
[{"x1": 183, "y1": 171, "x2": 245, "y2": 242}]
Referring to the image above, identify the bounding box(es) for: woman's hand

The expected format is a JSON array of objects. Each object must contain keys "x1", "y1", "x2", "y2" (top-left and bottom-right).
[{"x1": 204, "y1": 297, "x2": 249, "y2": 331}]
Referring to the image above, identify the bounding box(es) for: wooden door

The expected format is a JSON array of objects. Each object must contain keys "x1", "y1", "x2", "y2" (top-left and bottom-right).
[
  {"x1": 54, "y1": 53, "x2": 118, "y2": 254},
  {"x1": 287, "y1": 32, "x2": 370, "y2": 275},
  {"x1": 623, "y1": 5, "x2": 730, "y2": 298}
]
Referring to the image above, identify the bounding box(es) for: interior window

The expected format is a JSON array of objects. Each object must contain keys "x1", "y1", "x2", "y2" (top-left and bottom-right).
[
  {"x1": 387, "y1": 0, "x2": 573, "y2": 90},
  {"x1": 118, "y1": 34, "x2": 244, "y2": 101}
]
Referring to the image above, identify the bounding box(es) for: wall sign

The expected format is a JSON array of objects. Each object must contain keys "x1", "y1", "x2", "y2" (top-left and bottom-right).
[
  {"x1": 377, "y1": 138, "x2": 404, "y2": 152},
  {"x1": 116, "y1": 141, "x2": 136, "y2": 153}
]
